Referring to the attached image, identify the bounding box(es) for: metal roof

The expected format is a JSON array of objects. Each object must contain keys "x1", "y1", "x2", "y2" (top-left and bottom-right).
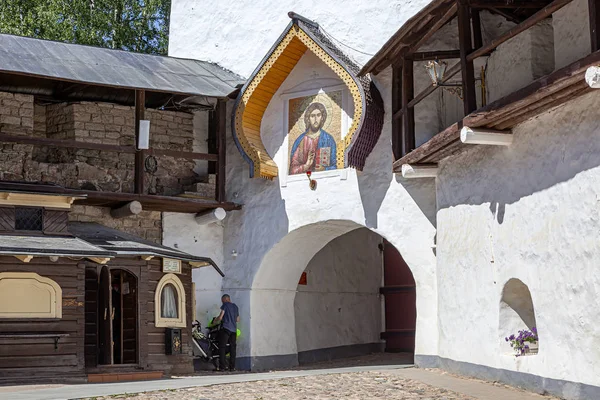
[
  {"x1": 68, "y1": 222, "x2": 224, "y2": 276},
  {"x1": 0, "y1": 234, "x2": 113, "y2": 258},
  {"x1": 0, "y1": 33, "x2": 244, "y2": 98}
]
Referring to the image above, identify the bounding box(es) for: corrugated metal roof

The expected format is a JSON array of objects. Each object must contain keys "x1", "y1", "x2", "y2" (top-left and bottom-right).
[{"x1": 0, "y1": 34, "x2": 244, "y2": 97}]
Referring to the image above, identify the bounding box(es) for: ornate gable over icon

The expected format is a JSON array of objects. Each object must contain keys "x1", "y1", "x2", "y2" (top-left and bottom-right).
[{"x1": 232, "y1": 12, "x2": 384, "y2": 179}]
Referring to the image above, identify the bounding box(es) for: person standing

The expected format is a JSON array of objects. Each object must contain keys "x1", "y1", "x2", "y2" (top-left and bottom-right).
[{"x1": 215, "y1": 294, "x2": 239, "y2": 371}]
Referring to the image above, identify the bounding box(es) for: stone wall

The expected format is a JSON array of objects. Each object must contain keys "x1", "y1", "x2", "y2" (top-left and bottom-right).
[
  {"x1": 0, "y1": 94, "x2": 203, "y2": 196},
  {"x1": 69, "y1": 205, "x2": 162, "y2": 243}
]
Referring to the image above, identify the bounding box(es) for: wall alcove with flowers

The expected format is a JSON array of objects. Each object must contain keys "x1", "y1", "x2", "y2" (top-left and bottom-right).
[{"x1": 499, "y1": 278, "x2": 539, "y2": 356}]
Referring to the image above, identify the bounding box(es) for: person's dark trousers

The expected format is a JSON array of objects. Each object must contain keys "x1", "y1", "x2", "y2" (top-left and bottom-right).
[{"x1": 218, "y1": 328, "x2": 237, "y2": 370}]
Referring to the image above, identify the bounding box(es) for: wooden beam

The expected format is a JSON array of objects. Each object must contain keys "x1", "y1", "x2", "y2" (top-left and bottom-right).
[
  {"x1": 487, "y1": 7, "x2": 524, "y2": 24},
  {"x1": 110, "y1": 201, "x2": 142, "y2": 219},
  {"x1": 0, "y1": 132, "x2": 217, "y2": 161},
  {"x1": 468, "y1": 0, "x2": 574, "y2": 62},
  {"x1": 402, "y1": 61, "x2": 462, "y2": 114},
  {"x1": 458, "y1": 0, "x2": 478, "y2": 114},
  {"x1": 472, "y1": 9, "x2": 483, "y2": 50},
  {"x1": 391, "y1": 64, "x2": 403, "y2": 160},
  {"x1": 89, "y1": 257, "x2": 111, "y2": 265},
  {"x1": 590, "y1": 0, "x2": 600, "y2": 52},
  {"x1": 14, "y1": 255, "x2": 33, "y2": 263},
  {"x1": 141, "y1": 255, "x2": 154, "y2": 261},
  {"x1": 468, "y1": 1, "x2": 550, "y2": 8},
  {"x1": 215, "y1": 99, "x2": 227, "y2": 203},
  {"x1": 402, "y1": 58, "x2": 415, "y2": 156},
  {"x1": 134, "y1": 89, "x2": 145, "y2": 194},
  {"x1": 0, "y1": 132, "x2": 135, "y2": 153},
  {"x1": 406, "y1": 3, "x2": 458, "y2": 55},
  {"x1": 407, "y1": 50, "x2": 461, "y2": 61},
  {"x1": 146, "y1": 148, "x2": 218, "y2": 161},
  {"x1": 207, "y1": 108, "x2": 217, "y2": 174}
]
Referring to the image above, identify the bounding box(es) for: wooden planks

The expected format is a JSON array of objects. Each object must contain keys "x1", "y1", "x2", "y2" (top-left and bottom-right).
[
  {"x1": 393, "y1": 50, "x2": 600, "y2": 172},
  {"x1": 0, "y1": 258, "x2": 85, "y2": 381}
]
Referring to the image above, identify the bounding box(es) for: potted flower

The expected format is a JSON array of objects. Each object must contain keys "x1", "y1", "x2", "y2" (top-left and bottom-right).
[{"x1": 505, "y1": 327, "x2": 539, "y2": 356}]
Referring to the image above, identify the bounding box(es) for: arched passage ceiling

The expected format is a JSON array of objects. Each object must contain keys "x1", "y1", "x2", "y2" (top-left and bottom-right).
[{"x1": 232, "y1": 13, "x2": 384, "y2": 179}]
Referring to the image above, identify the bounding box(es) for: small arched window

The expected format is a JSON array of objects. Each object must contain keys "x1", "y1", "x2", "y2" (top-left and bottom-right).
[{"x1": 155, "y1": 274, "x2": 186, "y2": 328}]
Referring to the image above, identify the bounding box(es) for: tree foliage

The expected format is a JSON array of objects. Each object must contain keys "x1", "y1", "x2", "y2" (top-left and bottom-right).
[{"x1": 0, "y1": 0, "x2": 170, "y2": 55}]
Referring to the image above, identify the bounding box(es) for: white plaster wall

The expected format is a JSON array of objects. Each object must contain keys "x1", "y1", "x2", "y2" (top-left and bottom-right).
[
  {"x1": 169, "y1": 0, "x2": 437, "y2": 367},
  {"x1": 553, "y1": 0, "x2": 591, "y2": 70},
  {"x1": 169, "y1": 0, "x2": 433, "y2": 78},
  {"x1": 162, "y1": 214, "x2": 225, "y2": 327},
  {"x1": 436, "y1": 90, "x2": 600, "y2": 387},
  {"x1": 486, "y1": 20, "x2": 554, "y2": 104},
  {"x1": 216, "y1": 64, "x2": 438, "y2": 363},
  {"x1": 294, "y1": 228, "x2": 383, "y2": 352}
]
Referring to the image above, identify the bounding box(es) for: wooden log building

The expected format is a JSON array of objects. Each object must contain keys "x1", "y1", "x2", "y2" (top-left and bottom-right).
[{"x1": 0, "y1": 34, "x2": 242, "y2": 383}]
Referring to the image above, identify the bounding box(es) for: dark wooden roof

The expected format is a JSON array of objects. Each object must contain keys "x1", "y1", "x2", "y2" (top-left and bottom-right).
[
  {"x1": 393, "y1": 50, "x2": 599, "y2": 170},
  {"x1": 360, "y1": 0, "x2": 557, "y2": 76}
]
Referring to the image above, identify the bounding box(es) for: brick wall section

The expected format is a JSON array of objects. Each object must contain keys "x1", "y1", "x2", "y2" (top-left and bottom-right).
[
  {"x1": 0, "y1": 93, "x2": 200, "y2": 196},
  {"x1": 0, "y1": 92, "x2": 33, "y2": 134},
  {"x1": 69, "y1": 205, "x2": 162, "y2": 244}
]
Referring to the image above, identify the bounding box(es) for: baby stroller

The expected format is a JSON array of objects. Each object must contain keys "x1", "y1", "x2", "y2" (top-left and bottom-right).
[{"x1": 191, "y1": 318, "x2": 230, "y2": 369}]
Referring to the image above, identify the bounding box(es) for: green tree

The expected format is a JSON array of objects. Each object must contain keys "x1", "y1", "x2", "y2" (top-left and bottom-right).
[{"x1": 0, "y1": 0, "x2": 170, "y2": 55}]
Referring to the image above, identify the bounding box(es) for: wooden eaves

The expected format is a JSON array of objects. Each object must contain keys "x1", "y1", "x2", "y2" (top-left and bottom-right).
[
  {"x1": 392, "y1": 49, "x2": 599, "y2": 170},
  {"x1": 0, "y1": 181, "x2": 241, "y2": 213}
]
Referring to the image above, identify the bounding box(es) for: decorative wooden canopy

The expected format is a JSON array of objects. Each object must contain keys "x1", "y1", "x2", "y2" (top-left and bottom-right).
[{"x1": 232, "y1": 12, "x2": 384, "y2": 179}]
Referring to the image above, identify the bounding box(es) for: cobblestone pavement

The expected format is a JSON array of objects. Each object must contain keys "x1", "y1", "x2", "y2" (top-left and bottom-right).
[{"x1": 90, "y1": 370, "x2": 476, "y2": 400}]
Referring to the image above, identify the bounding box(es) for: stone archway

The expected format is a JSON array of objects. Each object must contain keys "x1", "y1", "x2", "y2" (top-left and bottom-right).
[{"x1": 248, "y1": 219, "x2": 419, "y2": 370}]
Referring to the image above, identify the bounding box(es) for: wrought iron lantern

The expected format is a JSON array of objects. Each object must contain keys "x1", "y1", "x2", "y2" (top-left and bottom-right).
[{"x1": 425, "y1": 60, "x2": 463, "y2": 99}]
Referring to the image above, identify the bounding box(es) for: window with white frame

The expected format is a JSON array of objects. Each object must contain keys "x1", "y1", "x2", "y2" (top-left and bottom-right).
[{"x1": 155, "y1": 274, "x2": 186, "y2": 328}]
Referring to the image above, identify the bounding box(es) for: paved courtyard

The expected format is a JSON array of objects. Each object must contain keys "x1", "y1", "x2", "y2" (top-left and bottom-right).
[
  {"x1": 84, "y1": 368, "x2": 557, "y2": 400},
  {"x1": 0, "y1": 354, "x2": 558, "y2": 400}
]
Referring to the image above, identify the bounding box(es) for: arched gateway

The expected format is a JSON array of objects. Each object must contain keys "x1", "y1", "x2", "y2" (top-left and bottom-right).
[{"x1": 248, "y1": 220, "x2": 417, "y2": 370}]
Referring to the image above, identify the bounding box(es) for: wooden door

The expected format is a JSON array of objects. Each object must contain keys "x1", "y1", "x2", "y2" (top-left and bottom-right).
[
  {"x1": 98, "y1": 266, "x2": 113, "y2": 364},
  {"x1": 120, "y1": 270, "x2": 138, "y2": 364},
  {"x1": 381, "y1": 240, "x2": 417, "y2": 353},
  {"x1": 84, "y1": 267, "x2": 99, "y2": 368}
]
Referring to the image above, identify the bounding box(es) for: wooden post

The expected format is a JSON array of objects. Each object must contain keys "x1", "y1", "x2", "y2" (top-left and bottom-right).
[
  {"x1": 134, "y1": 90, "x2": 145, "y2": 194},
  {"x1": 401, "y1": 58, "x2": 415, "y2": 156},
  {"x1": 458, "y1": 0, "x2": 477, "y2": 115},
  {"x1": 590, "y1": 0, "x2": 600, "y2": 52},
  {"x1": 391, "y1": 64, "x2": 403, "y2": 160},
  {"x1": 207, "y1": 108, "x2": 217, "y2": 175},
  {"x1": 472, "y1": 8, "x2": 483, "y2": 50},
  {"x1": 215, "y1": 100, "x2": 227, "y2": 203}
]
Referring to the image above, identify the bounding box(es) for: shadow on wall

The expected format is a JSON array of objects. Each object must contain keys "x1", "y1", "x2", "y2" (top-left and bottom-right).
[
  {"x1": 357, "y1": 103, "x2": 437, "y2": 228},
  {"x1": 437, "y1": 91, "x2": 600, "y2": 213}
]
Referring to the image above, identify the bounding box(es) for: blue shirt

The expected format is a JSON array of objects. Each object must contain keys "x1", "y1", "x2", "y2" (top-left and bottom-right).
[{"x1": 220, "y1": 302, "x2": 239, "y2": 333}]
